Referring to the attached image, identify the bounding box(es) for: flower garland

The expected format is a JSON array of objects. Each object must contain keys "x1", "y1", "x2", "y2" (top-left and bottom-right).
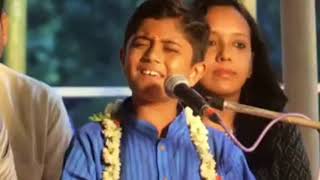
[
  {"x1": 185, "y1": 107, "x2": 217, "y2": 180},
  {"x1": 92, "y1": 100, "x2": 217, "y2": 180},
  {"x1": 91, "y1": 100, "x2": 123, "y2": 180}
]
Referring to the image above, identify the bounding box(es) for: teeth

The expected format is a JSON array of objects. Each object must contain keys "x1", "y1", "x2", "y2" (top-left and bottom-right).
[
  {"x1": 141, "y1": 70, "x2": 160, "y2": 77},
  {"x1": 150, "y1": 71, "x2": 159, "y2": 76}
]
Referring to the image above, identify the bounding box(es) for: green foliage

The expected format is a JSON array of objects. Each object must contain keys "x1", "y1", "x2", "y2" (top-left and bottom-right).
[
  {"x1": 27, "y1": 0, "x2": 145, "y2": 86},
  {"x1": 27, "y1": 1, "x2": 143, "y2": 127}
]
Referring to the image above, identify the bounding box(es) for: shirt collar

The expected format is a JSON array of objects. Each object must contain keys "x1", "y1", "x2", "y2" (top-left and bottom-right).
[{"x1": 120, "y1": 97, "x2": 189, "y2": 140}]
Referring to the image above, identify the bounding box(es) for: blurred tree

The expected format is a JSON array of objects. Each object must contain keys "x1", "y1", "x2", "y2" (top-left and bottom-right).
[
  {"x1": 27, "y1": 0, "x2": 144, "y2": 127},
  {"x1": 27, "y1": 0, "x2": 145, "y2": 86}
]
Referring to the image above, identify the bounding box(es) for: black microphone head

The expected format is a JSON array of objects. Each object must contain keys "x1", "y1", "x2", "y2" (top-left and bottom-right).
[{"x1": 165, "y1": 75, "x2": 189, "y2": 98}]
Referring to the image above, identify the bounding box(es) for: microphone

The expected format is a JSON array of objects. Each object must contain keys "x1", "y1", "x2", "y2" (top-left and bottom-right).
[
  {"x1": 165, "y1": 75, "x2": 320, "y2": 131},
  {"x1": 164, "y1": 75, "x2": 222, "y2": 116}
]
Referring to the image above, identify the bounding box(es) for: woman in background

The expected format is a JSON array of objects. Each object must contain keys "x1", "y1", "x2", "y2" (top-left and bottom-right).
[{"x1": 193, "y1": 0, "x2": 311, "y2": 179}]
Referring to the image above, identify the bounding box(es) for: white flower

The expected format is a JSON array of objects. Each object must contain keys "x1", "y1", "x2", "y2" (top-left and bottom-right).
[
  {"x1": 185, "y1": 106, "x2": 217, "y2": 180},
  {"x1": 101, "y1": 100, "x2": 123, "y2": 180}
]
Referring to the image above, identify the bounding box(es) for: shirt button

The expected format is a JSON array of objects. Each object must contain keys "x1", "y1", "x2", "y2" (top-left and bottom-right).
[
  {"x1": 159, "y1": 145, "x2": 166, "y2": 152},
  {"x1": 163, "y1": 176, "x2": 168, "y2": 180}
]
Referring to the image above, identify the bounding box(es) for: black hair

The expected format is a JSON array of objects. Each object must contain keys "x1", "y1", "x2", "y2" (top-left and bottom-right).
[
  {"x1": 0, "y1": 0, "x2": 4, "y2": 12},
  {"x1": 123, "y1": 0, "x2": 210, "y2": 63},
  {"x1": 193, "y1": 0, "x2": 288, "y2": 171}
]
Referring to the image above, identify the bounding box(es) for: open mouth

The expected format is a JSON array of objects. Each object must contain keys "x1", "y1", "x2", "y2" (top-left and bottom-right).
[{"x1": 140, "y1": 69, "x2": 163, "y2": 78}]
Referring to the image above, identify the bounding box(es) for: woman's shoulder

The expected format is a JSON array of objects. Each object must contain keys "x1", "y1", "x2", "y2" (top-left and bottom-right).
[
  {"x1": 257, "y1": 123, "x2": 312, "y2": 179},
  {"x1": 267, "y1": 122, "x2": 303, "y2": 147},
  {"x1": 274, "y1": 122, "x2": 300, "y2": 135}
]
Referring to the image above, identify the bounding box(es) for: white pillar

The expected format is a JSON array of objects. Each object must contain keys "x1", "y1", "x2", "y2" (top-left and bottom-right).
[
  {"x1": 281, "y1": 1, "x2": 319, "y2": 180},
  {"x1": 241, "y1": 0, "x2": 256, "y2": 19},
  {"x1": 6, "y1": 0, "x2": 27, "y2": 73}
]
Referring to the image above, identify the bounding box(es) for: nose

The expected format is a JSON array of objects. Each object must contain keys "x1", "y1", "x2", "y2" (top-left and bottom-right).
[
  {"x1": 216, "y1": 44, "x2": 231, "y2": 62},
  {"x1": 142, "y1": 44, "x2": 161, "y2": 64}
]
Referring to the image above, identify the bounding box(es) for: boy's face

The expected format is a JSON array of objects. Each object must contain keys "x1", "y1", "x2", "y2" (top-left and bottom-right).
[{"x1": 121, "y1": 17, "x2": 205, "y2": 103}]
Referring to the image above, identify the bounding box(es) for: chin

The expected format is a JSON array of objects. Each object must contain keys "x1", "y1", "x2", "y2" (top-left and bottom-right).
[
  {"x1": 216, "y1": 90, "x2": 242, "y2": 101},
  {"x1": 133, "y1": 85, "x2": 167, "y2": 99},
  {"x1": 133, "y1": 93, "x2": 170, "y2": 105},
  {"x1": 207, "y1": 86, "x2": 239, "y2": 96}
]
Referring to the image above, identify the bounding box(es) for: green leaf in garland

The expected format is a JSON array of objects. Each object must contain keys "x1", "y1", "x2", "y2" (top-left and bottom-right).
[{"x1": 89, "y1": 112, "x2": 106, "y2": 122}]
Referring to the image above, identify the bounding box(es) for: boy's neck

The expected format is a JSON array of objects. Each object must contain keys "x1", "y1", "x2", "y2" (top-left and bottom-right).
[{"x1": 133, "y1": 98, "x2": 179, "y2": 138}]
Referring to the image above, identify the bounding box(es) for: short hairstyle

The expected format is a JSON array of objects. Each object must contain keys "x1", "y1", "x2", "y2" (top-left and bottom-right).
[{"x1": 123, "y1": 0, "x2": 210, "y2": 63}]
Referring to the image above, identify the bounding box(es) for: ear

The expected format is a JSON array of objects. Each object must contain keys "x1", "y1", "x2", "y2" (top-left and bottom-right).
[
  {"x1": 187, "y1": 61, "x2": 206, "y2": 87},
  {"x1": 1, "y1": 12, "x2": 8, "y2": 46}
]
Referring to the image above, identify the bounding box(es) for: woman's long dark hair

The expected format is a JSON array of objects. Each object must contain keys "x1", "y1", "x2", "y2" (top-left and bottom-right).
[
  {"x1": 0, "y1": 0, "x2": 4, "y2": 12},
  {"x1": 193, "y1": 0, "x2": 288, "y2": 170}
]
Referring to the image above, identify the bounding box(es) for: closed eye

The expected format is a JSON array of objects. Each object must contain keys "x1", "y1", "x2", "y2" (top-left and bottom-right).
[
  {"x1": 131, "y1": 36, "x2": 150, "y2": 48},
  {"x1": 132, "y1": 40, "x2": 148, "y2": 48},
  {"x1": 163, "y1": 46, "x2": 179, "y2": 53}
]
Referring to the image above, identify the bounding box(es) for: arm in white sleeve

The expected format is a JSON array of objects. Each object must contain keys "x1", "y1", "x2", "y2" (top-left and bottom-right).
[
  {"x1": 42, "y1": 93, "x2": 73, "y2": 180},
  {"x1": 0, "y1": 119, "x2": 17, "y2": 180}
]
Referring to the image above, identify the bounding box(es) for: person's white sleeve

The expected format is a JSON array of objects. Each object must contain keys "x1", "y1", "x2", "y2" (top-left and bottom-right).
[
  {"x1": 0, "y1": 119, "x2": 17, "y2": 180},
  {"x1": 42, "y1": 93, "x2": 73, "y2": 180}
]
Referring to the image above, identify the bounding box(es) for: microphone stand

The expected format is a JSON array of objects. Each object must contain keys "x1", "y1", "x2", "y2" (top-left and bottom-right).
[
  {"x1": 223, "y1": 101, "x2": 320, "y2": 133},
  {"x1": 202, "y1": 105, "x2": 320, "y2": 152}
]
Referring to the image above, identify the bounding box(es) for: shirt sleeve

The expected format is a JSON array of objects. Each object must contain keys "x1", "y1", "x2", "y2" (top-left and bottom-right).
[
  {"x1": 62, "y1": 123, "x2": 103, "y2": 180},
  {"x1": 209, "y1": 129, "x2": 256, "y2": 180},
  {"x1": 0, "y1": 119, "x2": 17, "y2": 180},
  {"x1": 42, "y1": 92, "x2": 74, "y2": 180},
  {"x1": 223, "y1": 149, "x2": 256, "y2": 180}
]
